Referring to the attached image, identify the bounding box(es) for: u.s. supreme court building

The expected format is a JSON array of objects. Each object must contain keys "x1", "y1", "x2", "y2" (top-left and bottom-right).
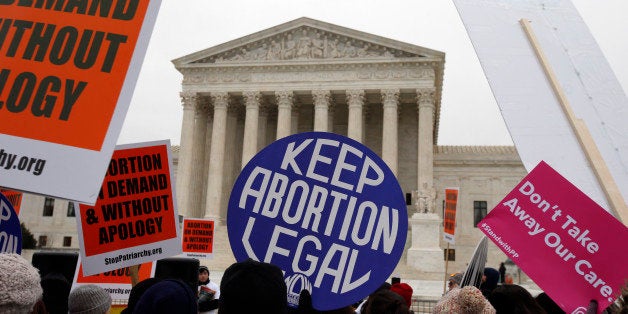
[
  {"x1": 170, "y1": 17, "x2": 527, "y2": 280},
  {"x1": 16, "y1": 17, "x2": 528, "y2": 288}
]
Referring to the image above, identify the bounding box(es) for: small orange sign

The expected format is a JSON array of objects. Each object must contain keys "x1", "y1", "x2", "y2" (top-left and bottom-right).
[
  {"x1": 443, "y1": 188, "x2": 458, "y2": 244},
  {"x1": 182, "y1": 218, "x2": 214, "y2": 258},
  {"x1": 1, "y1": 2, "x2": 151, "y2": 150}
]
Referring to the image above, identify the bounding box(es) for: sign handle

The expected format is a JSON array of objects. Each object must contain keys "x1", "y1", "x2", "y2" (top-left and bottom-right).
[
  {"x1": 443, "y1": 242, "x2": 450, "y2": 295},
  {"x1": 519, "y1": 18, "x2": 628, "y2": 224}
]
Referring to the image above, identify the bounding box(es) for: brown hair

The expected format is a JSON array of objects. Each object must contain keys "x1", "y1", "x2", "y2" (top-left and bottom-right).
[{"x1": 363, "y1": 290, "x2": 410, "y2": 314}]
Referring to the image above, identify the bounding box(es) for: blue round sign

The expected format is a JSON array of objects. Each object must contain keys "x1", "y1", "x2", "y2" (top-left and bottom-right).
[
  {"x1": 228, "y1": 132, "x2": 407, "y2": 310},
  {"x1": 0, "y1": 192, "x2": 22, "y2": 254}
]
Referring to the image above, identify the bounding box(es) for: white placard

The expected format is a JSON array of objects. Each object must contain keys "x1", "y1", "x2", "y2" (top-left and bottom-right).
[{"x1": 453, "y1": 0, "x2": 628, "y2": 214}]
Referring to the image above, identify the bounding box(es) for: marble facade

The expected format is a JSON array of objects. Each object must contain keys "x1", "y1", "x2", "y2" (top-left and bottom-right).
[{"x1": 171, "y1": 18, "x2": 526, "y2": 278}]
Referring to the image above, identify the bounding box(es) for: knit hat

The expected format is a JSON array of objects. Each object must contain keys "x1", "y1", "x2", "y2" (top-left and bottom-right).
[
  {"x1": 219, "y1": 258, "x2": 288, "y2": 314},
  {"x1": 449, "y1": 272, "x2": 463, "y2": 285},
  {"x1": 199, "y1": 265, "x2": 209, "y2": 274},
  {"x1": 0, "y1": 253, "x2": 43, "y2": 314},
  {"x1": 132, "y1": 279, "x2": 198, "y2": 314},
  {"x1": 41, "y1": 272, "x2": 71, "y2": 314},
  {"x1": 390, "y1": 283, "x2": 413, "y2": 307},
  {"x1": 481, "y1": 268, "x2": 500, "y2": 296},
  {"x1": 433, "y1": 286, "x2": 496, "y2": 314},
  {"x1": 68, "y1": 284, "x2": 112, "y2": 314},
  {"x1": 120, "y1": 277, "x2": 162, "y2": 314}
]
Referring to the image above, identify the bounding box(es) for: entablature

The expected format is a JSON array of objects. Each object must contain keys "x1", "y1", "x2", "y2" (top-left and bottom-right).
[{"x1": 179, "y1": 61, "x2": 439, "y2": 91}]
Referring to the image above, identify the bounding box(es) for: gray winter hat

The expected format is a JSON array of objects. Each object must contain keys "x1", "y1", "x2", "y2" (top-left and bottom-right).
[
  {"x1": 449, "y1": 272, "x2": 463, "y2": 285},
  {"x1": 68, "y1": 284, "x2": 112, "y2": 314},
  {"x1": 0, "y1": 253, "x2": 43, "y2": 314}
]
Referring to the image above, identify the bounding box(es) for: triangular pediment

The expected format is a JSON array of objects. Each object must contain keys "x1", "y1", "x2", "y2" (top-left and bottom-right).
[{"x1": 173, "y1": 17, "x2": 444, "y2": 67}]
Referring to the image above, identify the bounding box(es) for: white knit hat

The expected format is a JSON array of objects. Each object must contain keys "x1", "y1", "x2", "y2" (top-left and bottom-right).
[
  {"x1": 0, "y1": 253, "x2": 43, "y2": 314},
  {"x1": 68, "y1": 284, "x2": 112, "y2": 314},
  {"x1": 433, "y1": 286, "x2": 496, "y2": 314}
]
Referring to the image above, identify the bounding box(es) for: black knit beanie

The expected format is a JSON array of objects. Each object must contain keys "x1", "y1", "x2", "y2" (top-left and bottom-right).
[
  {"x1": 132, "y1": 279, "x2": 197, "y2": 314},
  {"x1": 219, "y1": 258, "x2": 288, "y2": 314}
]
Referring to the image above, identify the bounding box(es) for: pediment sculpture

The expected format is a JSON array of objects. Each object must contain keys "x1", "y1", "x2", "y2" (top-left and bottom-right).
[{"x1": 193, "y1": 27, "x2": 425, "y2": 64}]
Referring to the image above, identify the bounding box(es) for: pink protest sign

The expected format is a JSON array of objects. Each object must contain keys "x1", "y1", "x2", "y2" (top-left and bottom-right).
[{"x1": 479, "y1": 161, "x2": 628, "y2": 313}]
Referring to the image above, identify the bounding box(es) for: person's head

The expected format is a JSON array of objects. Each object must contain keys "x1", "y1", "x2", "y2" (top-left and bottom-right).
[
  {"x1": 219, "y1": 259, "x2": 288, "y2": 314},
  {"x1": 41, "y1": 272, "x2": 71, "y2": 314},
  {"x1": 448, "y1": 272, "x2": 463, "y2": 291},
  {"x1": 481, "y1": 268, "x2": 500, "y2": 295},
  {"x1": 198, "y1": 265, "x2": 209, "y2": 283},
  {"x1": 390, "y1": 283, "x2": 413, "y2": 308},
  {"x1": 487, "y1": 285, "x2": 547, "y2": 314},
  {"x1": 534, "y1": 292, "x2": 565, "y2": 314},
  {"x1": 0, "y1": 253, "x2": 43, "y2": 314},
  {"x1": 132, "y1": 279, "x2": 198, "y2": 314},
  {"x1": 295, "y1": 289, "x2": 356, "y2": 314},
  {"x1": 68, "y1": 284, "x2": 112, "y2": 314},
  {"x1": 434, "y1": 286, "x2": 496, "y2": 314},
  {"x1": 363, "y1": 289, "x2": 409, "y2": 314},
  {"x1": 377, "y1": 281, "x2": 392, "y2": 292},
  {"x1": 120, "y1": 277, "x2": 162, "y2": 314},
  {"x1": 296, "y1": 289, "x2": 317, "y2": 314}
]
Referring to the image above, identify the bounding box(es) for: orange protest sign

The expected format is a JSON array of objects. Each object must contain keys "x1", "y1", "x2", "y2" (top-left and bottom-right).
[
  {"x1": 0, "y1": 1, "x2": 160, "y2": 205},
  {"x1": 72, "y1": 260, "x2": 155, "y2": 300},
  {"x1": 443, "y1": 188, "x2": 458, "y2": 244},
  {"x1": 76, "y1": 141, "x2": 182, "y2": 276},
  {"x1": 75, "y1": 262, "x2": 153, "y2": 285},
  {"x1": 0, "y1": 2, "x2": 151, "y2": 150},
  {"x1": 0, "y1": 188, "x2": 22, "y2": 215},
  {"x1": 182, "y1": 218, "x2": 214, "y2": 259}
]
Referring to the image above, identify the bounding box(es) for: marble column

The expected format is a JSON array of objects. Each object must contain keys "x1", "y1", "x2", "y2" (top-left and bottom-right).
[
  {"x1": 201, "y1": 107, "x2": 213, "y2": 217},
  {"x1": 346, "y1": 89, "x2": 365, "y2": 142},
  {"x1": 362, "y1": 103, "x2": 369, "y2": 144},
  {"x1": 221, "y1": 103, "x2": 240, "y2": 221},
  {"x1": 175, "y1": 92, "x2": 197, "y2": 217},
  {"x1": 313, "y1": 90, "x2": 331, "y2": 132},
  {"x1": 266, "y1": 107, "x2": 277, "y2": 146},
  {"x1": 275, "y1": 90, "x2": 293, "y2": 139},
  {"x1": 291, "y1": 102, "x2": 301, "y2": 134},
  {"x1": 328, "y1": 102, "x2": 335, "y2": 133},
  {"x1": 381, "y1": 89, "x2": 399, "y2": 176},
  {"x1": 204, "y1": 92, "x2": 229, "y2": 219},
  {"x1": 188, "y1": 99, "x2": 210, "y2": 218},
  {"x1": 241, "y1": 91, "x2": 262, "y2": 168},
  {"x1": 416, "y1": 87, "x2": 436, "y2": 212},
  {"x1": 257, "y1": 103, "x2": 269, "y2": 151}
]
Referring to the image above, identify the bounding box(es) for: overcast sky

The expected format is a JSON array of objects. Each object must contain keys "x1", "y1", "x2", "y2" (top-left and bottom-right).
[{"x1": 116, "y1": 0, "x2": 628, "y2": 147}]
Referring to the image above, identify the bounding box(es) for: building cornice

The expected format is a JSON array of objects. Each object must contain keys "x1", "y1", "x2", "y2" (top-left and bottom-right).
[
  {"x1": 435, "y1": 145, "x2": 522, "y2": 167},
  {"x1": 436, "y1": 145, "x2": 517, "y2": 154}
]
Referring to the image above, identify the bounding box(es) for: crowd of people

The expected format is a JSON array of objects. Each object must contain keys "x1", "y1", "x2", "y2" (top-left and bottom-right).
[{"x1": 1, "y1": 252, "x2": 627, "y2": 314}]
